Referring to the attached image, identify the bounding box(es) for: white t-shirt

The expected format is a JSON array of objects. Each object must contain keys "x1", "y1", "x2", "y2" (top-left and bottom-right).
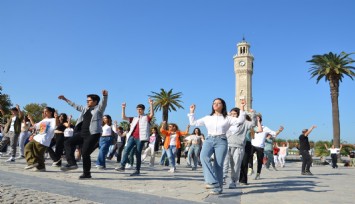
[
  {"x1": 102, "y1": 124, "x2": 112, "y2": 136},
  {"x1": 21, "y1": 122, "x2": 31, "y2": 132},
  {"x1": 188, "y1": 111, "x2": 246, "y2": 136},
  {"x1": 251, "y1": 126, "x2": 276, "y2": 148},
  {"x1": 9, "y1": 116, "x2": 16, "y2": 132},
  {"x1": 189, "y1": 134, "x2": 203, "y2": 144},
  {"x1": 33, "y1": 118, "x2": 56, "y2": 147},
  {"x1": 329, "y1": 148, "x2": 340, "y2": 154},
  {"x1": 64, "y1": 127, "x2": 74, "y2": 137},
  {"x1": 169, "y1": 133, "x2": 177, "y2": 146},
  {"x1": 279, "y1": 146, "x2": 289, "y2": 156},
  {"x1": 149, "y1": 134, "x2": 157, "y2": 147}
]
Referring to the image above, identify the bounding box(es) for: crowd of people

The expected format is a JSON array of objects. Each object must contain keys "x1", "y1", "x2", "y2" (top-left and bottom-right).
[{"x1": 0, "y1": 92, "x2": 351, "y2": 196}]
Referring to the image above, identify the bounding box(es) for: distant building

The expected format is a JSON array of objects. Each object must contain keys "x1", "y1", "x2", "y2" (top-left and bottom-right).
[{"x1": 233, "y1": 38, "x2": 254, "y2": 111}]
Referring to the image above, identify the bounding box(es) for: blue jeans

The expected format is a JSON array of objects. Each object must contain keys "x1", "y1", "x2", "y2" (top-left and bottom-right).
[
  {"x1": 188, "y1": 144, "x2": 201, "y2": 168},
  {"x1": 200, "y1": 136, "x2": 228, "y2": 186},
  {"x1": 159, "y1": 147, "x2": 169, "y2": 166},
  {"x1": 265, "y1": 150, "x2": 275, "y2": 168},
  {"x1": 18, "y1": 131, "x2": 30, "y2": 156},
  {"x1": 166, "y1": 145, "x2": 177, "y2": 168},
  {"x1": 96, "y1": 136, "x2": 113, "y2": 167},
  {"x1": 121, "y1": 136, "x2": 144, "y2": 171}
]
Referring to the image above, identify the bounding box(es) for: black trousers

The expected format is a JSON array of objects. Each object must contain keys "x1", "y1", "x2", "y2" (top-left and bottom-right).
[
  {"x1": 176, "y1": 148, "x2": 182, "y2": 164},
  {"x1": 239, "y1": 141, "x2": 252, "y2": 183},
  {"x1": 64, "y1": 132, "x2": 101, "y2": 175},
  {"x1": 300, "y1": 150, "x2": 312, "y2": 173},
  {"x1": 48, "y1": 133, "x2": 67, "y2": 163},
  {"x1": 251, "y1": 145, "x2": 264, "y2": 174},
  {"x1": 331, "y1": 153, "x2": 338, "y2": 168}
]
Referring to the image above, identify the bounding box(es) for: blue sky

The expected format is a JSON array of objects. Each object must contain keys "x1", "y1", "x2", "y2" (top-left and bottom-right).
[{"x1": 1, "y1": 1, "x2": 354, "y2": 143}]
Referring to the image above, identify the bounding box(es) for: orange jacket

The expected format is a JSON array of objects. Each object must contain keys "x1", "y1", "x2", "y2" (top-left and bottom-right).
[{"x1": 160, "y1": 129, "x2": 188, "y2": 149}]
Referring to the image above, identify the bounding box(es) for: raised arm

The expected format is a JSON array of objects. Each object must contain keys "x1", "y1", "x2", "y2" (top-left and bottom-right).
[
  {"x1": 148, "y1": 98, "x2": 154, "y2": 118},
  {"x1": 64, "y1": 115, "x2": 72, "y2": 128},
  {"x1": 98, "y1": 90, "x2": 108, "y2": 113},
  {"x1": 58, "y1": 95, "x2": 70, "y2": 103},
  {"x1": 16, "y1": 104, "x2": 23, "y2": 120},
  {"x1": 58, "y1": 95, "x2": 84, "y2": 112},
  {"x1": 324, "y1": 143, "x2": 329, "y2": 149},
  {"x1": 27, "y1": 114, "x2": 35, "y2": 126},
  {"x1": 275, "y1": 126, "x2": 284, "y2": 137},
  {"x1": 256, "y1": 115, "x2": 263, "y2": 133},
  {"x1": 230, "y1": 100, "x2": 246, "y2": 125},
  {"x1": 181, "y1": 124, "x2": 190, "y2": 136},
  {"x1": 160, "y1": 121, "x2": 167, "y2": 133},
  {"x1": 305, "y1": 125, "x2": 317, "y2": 136},
  {"x1": 54, "y1": 110, "x2": 59, "y2": 127},
  {"x1": 121, "y1": 102, "x2": 129, "y2": 121}
]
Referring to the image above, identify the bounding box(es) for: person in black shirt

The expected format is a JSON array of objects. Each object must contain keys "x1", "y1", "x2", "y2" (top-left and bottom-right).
[
  {"x1": 59, "y1": 90, "x2": 108, "y2": 179},
  {"x1": 299, "y1": 125, "x2": 317, "y2": 175}
]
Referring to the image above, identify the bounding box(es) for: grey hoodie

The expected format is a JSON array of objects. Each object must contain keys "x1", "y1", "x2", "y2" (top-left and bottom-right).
[{"x1": 226, "y1": 111, "x2": 256, "y2": 148}]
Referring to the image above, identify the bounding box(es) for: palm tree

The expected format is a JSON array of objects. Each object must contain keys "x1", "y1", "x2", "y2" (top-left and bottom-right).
[
  {"x1": 119, "y1": 121, "x2": 130, "y2": 131},
  {"x1": 307, "y1": 52, "x2": 355, "y2": 148},
  {"x1": 148, "y1": 88, "x2": 184, "y2": 124}
]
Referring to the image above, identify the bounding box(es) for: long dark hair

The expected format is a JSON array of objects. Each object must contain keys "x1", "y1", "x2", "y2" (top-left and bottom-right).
[
  {"x1": 210, "y1": 98, "x2": 228, "y2": 118},
  {"x1": 151, "y1": 126, "x2": 160, "y2": 137},
  {"x1": 102, "y1": 115, "x2": 112, "y2": 126},
  {"x1": 59, "y1": 113, "x2": 68, "y2": 124},
  {"x1": 45, "y1": 107, "x2": 55, "y2": 118},
  {"x1": 230, "y1": 107, "x2": 240, "y2": 117},
  {"x1": 191, "y1": 127, "x2": 202, "y2": 135}
]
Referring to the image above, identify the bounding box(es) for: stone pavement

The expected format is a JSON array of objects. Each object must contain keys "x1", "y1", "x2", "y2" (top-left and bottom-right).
[{"x1": 1, "y1": 150, "x2": 354, "y2": 204}]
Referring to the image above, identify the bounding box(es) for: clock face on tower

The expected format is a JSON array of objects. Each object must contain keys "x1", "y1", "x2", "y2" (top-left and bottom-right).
[{"x1": 239, "y1": 61, "x2": 245, "y2": 66}]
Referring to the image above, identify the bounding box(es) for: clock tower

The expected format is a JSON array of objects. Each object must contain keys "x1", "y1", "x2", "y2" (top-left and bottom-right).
[{"x1": 233, "y1": 38, "x2": 254, "y2": 110}]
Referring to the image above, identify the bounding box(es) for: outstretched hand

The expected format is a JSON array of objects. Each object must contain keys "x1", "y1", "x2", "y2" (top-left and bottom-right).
[
  {"x1": 189, "y1": 104, "x2": 196, "y2": 113},
  {"x1": 58, "y1": 95, "x2": 67, "y2": 101}
]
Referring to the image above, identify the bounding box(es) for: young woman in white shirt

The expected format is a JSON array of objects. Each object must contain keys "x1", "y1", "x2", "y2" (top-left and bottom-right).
[
  {"x1": 96, "y1": 115, "x2": 114, "y2": 169},
  {"x1": 141, "y1": 127, "x2": 161, "y2": 167},
  {"x1": 324, "y1": 143, "x2": 342, "y2": 168},
  {"x1": 188, "y1": 98, "x2": 246, "y2": 195},
  {"x1": 186, "y1": 127, "x2": 204, "y2": 171},
  {"x1": 24, "y1": 107, "x2": 58, "y2": 171}
]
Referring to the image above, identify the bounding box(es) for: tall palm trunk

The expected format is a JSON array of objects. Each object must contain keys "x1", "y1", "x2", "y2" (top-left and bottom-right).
[
  {"x1": 162, "y1": 106, "x2": 169, "y2": 128},
  {"x1": 329, "y1": 78, "x2": 340, "y2": 148}
]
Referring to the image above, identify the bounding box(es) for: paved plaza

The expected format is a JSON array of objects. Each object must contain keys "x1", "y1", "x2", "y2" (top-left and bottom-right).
[{"x1": 0, "y1": 150, "x2": 354, "y2": 204}]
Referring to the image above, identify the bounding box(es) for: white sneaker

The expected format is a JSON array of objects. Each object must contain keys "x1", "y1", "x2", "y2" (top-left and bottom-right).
[
  {"x1": 6, "y1": 157, "x2": 15, "y2": 162},
  {"x1": 16, "y1": 155, "x2": 25, "y2": 159},
  {"x1": 247, "y1": 168, "x2": 253, "y2": 176},
  {"x1": 96, "y1": 165, "x2": 105, "y2": 170},
  {"x1": 125, "y1": 163, "x2": 132, "y2": 169},
  {"x1": 25, "y1": 163, "x2": 39, "y2": 170},
  {"x1": 168, "y1": 168, "x2": 175, "y2": 173}
]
